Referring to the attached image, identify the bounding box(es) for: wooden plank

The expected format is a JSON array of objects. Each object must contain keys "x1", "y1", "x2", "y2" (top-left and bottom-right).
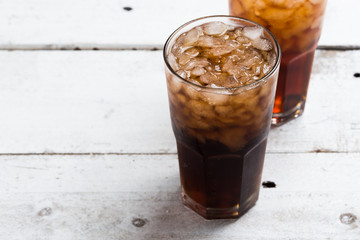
[
  {"x1": 0, "y1": 50, "x2": 359, "y2": 154},
  {"x1": 0, "y1": 153, "x2": 359, "y2": 193},
  {"x1": 0, "y1": 153, "x2": 359, "y2": 239},
  {"x1": 2, "y1": 192, "x2": 360, "y2": 239},
  {"x1": 0, "y1": 50, "x2": 174, "y2": 154},
  {"x1": 0, "y1": 0, "x2": 359, "y2": 49}
]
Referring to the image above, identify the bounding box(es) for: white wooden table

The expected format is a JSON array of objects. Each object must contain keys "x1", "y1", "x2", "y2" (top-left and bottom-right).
[{"x1": 1, "y1": 0, "x2": 360, "y2": 239}]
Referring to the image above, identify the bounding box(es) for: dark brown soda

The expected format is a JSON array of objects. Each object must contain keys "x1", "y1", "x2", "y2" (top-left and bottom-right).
[
  {"x1": 172, "y1": 123, "x2": 269, "y2": 219},
  {"x1": 272, "y1": 44, "x2": 317, "y2": 115}
]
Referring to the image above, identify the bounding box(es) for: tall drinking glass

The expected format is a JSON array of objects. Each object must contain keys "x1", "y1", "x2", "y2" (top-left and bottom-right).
[
  {"x1": 163, "y1": 16, "x2": 281, "y2": 219},
  {"x1": 230, "y1": 0, "x2": 327, "y2": 125}
]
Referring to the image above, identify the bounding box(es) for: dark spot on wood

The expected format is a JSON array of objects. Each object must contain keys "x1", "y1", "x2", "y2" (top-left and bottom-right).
[
  {"x1": 340, "y1": 213, "x2": 357, "y2": 224},
  {"x1": 313, "y1": 149, "x2": 324, "y2": 153},
  {"x1": 354, "y1": 73, "x2": 360, "y2": 78},
  {"x1": 74, "y1": 47, "x2": 81, "y2": 51},
  {"x1": 132, "y1": 218, "x2": 146, "y2": 227},
  {"x1": 38, "y1": 207, "x2": 52, "y2": 216},
  {"x1": 310, "y1": 148, "x2": 336, "y2": 153},
  {"x1": 150, "y1": 47, "x2": 158, "y2": 51},
  {"x1": 93, "y1": 47, "x2": 99, "y2": 50},
  {"x1": 123, "y1": 6, "x2": 133, "y2": 11},
  {"x1": 262, "y1": 181, "x2": 276, "y2": 188}
]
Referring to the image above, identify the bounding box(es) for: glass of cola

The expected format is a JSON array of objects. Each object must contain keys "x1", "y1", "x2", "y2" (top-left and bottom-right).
[{"x1": 164, "y1": 16, "x2": 281, "y2": 219}]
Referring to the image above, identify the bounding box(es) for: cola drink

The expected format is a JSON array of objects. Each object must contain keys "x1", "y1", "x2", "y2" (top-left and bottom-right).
[
  {"x1": 229, "y1": 0, "x2": 327, "y2": 125},
  {"x1": 163, "y1": 16, "x2": 280, "y2": 219}
]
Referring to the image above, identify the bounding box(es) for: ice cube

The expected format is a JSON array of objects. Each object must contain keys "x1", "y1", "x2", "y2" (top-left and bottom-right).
[
  {"x1": 227, "y1": 24, "x2": 235, "y2": 31},
  {"x1": 202, "y1": 71, "x2": 239, "y2": 89},
  {"x1": 183, "y1": 58, "x2": 210, "y2": 71},
  {"x1": 198, "y1": 35, "x2": 224, "y2": 47},
  {"x1": 242, "y1": 26, "x2": 263, "y2": 40},
  {"x1": 240, "y1": 55, "x2": 261, "y2": 67},
  {"x1": 189, "y1": 99, "x2": 211, "y2": 115},
  {"x1": 176, "y1": 69, "x2": 188, "y2": 79},
  {"x1": 187, "y1": 77, "x2": 203, "y2": 86},
  {"x1": 252, "y1": 38, "x2": 273, "y2": 51},
  {"x1": 184, "y1": 47, "x2": 200, "y2": 57},
  {"x1": 229, "y1": 49, "x2": 246, "y2": 60},
  {"x1": 203, "y1": 91, "x2": 229, "y2": 105},
  {"x1": 222, "y1": 75, "x2": 241, "y2": 88},
  {"x1": 222, "y1": 57, "x2": 242, "y2": 76},
  {"x1": 178, "y1": 53, "x2": 191, "y2": 65},
  {"x1": 178, "y1": 47, "x2": 201, "y2": 65},
  {"x1": 191, "y1": 67, "x2": 206, "y2": 76},
  {"x1": 202, "y1": 21, "x2": 227, "y2": 36},
  {"x1": 172, "y1": 33, "x2": 187, "y2": 56},
  {"x1": 200, "y1": 72, "x2": 218, "y2": 85},
  {"x1": 183, "y1": 27, "x2": 202, "y2": 47},
  {"x1": 168, "y1": 53, "x2": 179, "y2": 71},
  {"x1": 183, "y1": 84, "x2": 201, "y2": 99},
  {"x1": 209, "y1": 46, "x2": 235, "y2": 56},
  {"x1": 243, "y1": 47, "x2": 262, "y2": 60}
]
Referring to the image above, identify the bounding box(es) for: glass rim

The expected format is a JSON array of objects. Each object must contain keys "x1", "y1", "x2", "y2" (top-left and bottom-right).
[{"x1": 163, "y1": 15, "x2": 281, "y2": 91}]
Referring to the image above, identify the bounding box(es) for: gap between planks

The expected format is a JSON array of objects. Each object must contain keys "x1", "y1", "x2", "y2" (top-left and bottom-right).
[
  {"x1": 0, "y1": 150, "x2": 355, "y2": 156},
  {"x1": 0, "y1": 45, "x2": 360, "y2": 51}
]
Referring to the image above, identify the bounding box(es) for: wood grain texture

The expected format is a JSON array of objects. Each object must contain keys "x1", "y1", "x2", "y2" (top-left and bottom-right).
[
  {"x1": 0, "y1": 50, "x2": 173, "y2": 153},
  {"x1": 0, "y1": 50, "x2": 359, "y2": 154},
  {"x1": 0, "y1": 0, "x2": 359, "y2": 49},
  {"x1": 1, "y1": 1, "x2": 358, "y2": 238},
  {"x1": 0, "y1": 153, "x2": 359, "y2": 239}
]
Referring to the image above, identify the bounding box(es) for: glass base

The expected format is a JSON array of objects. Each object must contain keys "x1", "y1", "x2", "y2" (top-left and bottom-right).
[
  {"x1": 181, "y1": 191, "x2": 256, "y2": 220},
  {"x1": 271, "y1": 100, "x2": 305, "y2": 126}
]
